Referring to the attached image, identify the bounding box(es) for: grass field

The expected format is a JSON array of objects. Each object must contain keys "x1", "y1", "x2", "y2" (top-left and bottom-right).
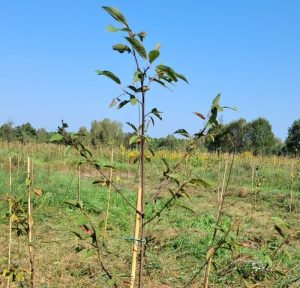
[{"x1": 0, "y1": 142, "x2": 299, "y2": 287}]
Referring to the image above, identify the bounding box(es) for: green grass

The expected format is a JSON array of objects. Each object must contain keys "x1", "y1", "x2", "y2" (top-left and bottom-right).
[{"x1": 0, "y1": 143, "x2": 299, "y2": 287}]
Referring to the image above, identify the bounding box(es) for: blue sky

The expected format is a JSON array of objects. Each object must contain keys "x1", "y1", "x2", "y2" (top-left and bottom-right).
[{"x1": 0, "y1": 1, "x2": 299, "y2": 140}]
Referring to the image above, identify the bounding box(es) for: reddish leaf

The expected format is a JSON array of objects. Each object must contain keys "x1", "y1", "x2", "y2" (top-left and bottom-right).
[{"x1": 193, "y1": 112, "x2": 206, "y2": 120}]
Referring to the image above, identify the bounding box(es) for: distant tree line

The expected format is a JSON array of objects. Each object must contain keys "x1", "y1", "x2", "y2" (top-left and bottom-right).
[
  {"x1": 0, "y1": 118, "x2": 299, "y2": 156},
  {"x1": 205, "y1": 117, "x2": 300, "y2": 156}
]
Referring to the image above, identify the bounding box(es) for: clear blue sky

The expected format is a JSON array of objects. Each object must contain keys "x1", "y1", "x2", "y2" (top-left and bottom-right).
[{"x1": 1, "y1": 1, "x2": 299, "y2": 140}]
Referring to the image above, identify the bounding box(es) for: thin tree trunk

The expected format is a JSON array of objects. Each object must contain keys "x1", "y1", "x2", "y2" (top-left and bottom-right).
[
  {"x1": 204, "y1": 156, "x2": 231, "y2": 287},
  {"x1": 138, "y1": 89, "x2": 146, "y2": 288}
]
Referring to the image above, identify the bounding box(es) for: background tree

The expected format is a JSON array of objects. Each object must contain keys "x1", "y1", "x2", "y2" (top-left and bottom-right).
[
  {"x1": 205, "y1": 118, "x2": 250, "y2": 153},
  {"x1": 271, "y1": 137, "x2": 284, "y2": 155},
  {"x1": 90, "y1": 118, "x2": 124, "y2": 147},
  {"x1": 153, "y1": 135, "x2": 182, "y2": 150},
  {"x1": 284, "y1": 119, "x2": 300, "y2": 155},
  {"x1": 77, "y1": 126, "x2": 90, "y2": 145},
  {"x1": 14, "y1": 123, "x2": 37, "y2": 144},
  {"x1": 247, "y1": 117, "x2": 276, "y2": 155},
  {"x1": 36, "y1": 128, "x2": 50, "y2": 143},
  {"x1": 0, "y1": 121, "x2": 15, "y2": 142}
]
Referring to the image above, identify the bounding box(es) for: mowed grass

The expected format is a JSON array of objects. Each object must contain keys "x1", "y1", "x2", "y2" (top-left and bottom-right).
[{"x1": 0, "y1": 143, "x2": 299, "y2": 287}]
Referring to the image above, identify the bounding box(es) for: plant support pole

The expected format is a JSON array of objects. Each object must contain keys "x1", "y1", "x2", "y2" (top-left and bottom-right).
[
  {"x1": 129, "y1": 186, "x2": 142, "y2": 288},
  {"x1": 7, "y1": 156, "x2": 12, "y2": 288},
  {"x1": 27, "y1": 157, "x2": 34, "y2": 288},
  {"x1": 104, "y1": 148, "x2": 114, "y2": 234},
  {"x1": 77, "y1": 164, "x2": 81, "y2": 202}
]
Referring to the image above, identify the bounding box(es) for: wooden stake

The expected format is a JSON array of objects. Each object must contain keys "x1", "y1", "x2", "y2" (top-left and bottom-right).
[
  {"x1": 27, "y1": 157, "x2": 34, "y2": 288},
  {"x1": 104, "y1": 148, "x2": 114, "y2": 234},
  {"x1": 129, "y1": 186, "x2": 142, "y2": 288},
  {"x1": 7, "y1": 157, "x2": 12, "y2": 288},
  {"x1": 217, "y1": 154, "x2": 221, "y2": 202},
  {"x1": 251, "y1": 161, "x2": 256, "y2": 210},
  {"x1": 289, "y1": 161, "x2": 295, "y2": 213},
  {"x1": 204, "y1": 257, "x2": 212, "y2": 288},
  {"x1": 77, "y1": 164, "x2": 81, "y2": 202}
]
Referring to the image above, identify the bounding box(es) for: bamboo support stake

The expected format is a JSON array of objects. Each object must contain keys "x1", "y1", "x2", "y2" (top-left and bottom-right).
[
  {"x1": 17, "y1": 155, "x2": 20, "y2": 176},
  {"x1": 77, "y1": 164, "x2": 81, "y2": 202},
  {"x1": 7, "y1": 157, "x2": 12, "y2": 288},
  {"x1": 27, "y1": 157, "x2": 34, "y2": 288},
  {"x1": 204, "y1": 257, "x2": 212, "y2": 288},
  {"x1": 204, "y1": 156, "x2": 231, "y2": 288},
  {"x1": 104, "y1": 148, "x2": 114, "y2": 234},
  {"x1": 217, "y1": 155, "x2": 221, "y2": 202},
  {"x1": 251, "y1": 161, "x2": 256, "y2": 210},
  {"x1": 289, "y1": 161, "x2": 295, "y2": 213},
  {"x1": 129, "y1": 186, "x2": 142, "y2": 288}
]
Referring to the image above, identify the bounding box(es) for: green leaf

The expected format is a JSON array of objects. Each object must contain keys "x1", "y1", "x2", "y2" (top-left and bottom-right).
[
  {"x1": 71, "y1": 231, "x2": 84, "y2": 240},
  {"x1": 174, "y1": 129, "x2": 190, "y2": 138},
  {"x1": 106, "y1": 24, "x2": 118, "y2": 32},
  {"x1": 112, "y1": 44, "x2": 131, "y2": 53},
  {"x1": 152, "y1": 78, "x2": 168, "y2": 88},
  {"x1": 96, "y1": 70, "x2": 121, "y2": 84},
  {"x1": 188, "y1": 178, "x2": 210, "y2": 189},
  {"x1": 125, "y1": 37, "x2": 147, "y2": 59},
  {"x1": 156, "y1": 64, "x2": 178, "y2": 82},
  {"x1": 64, "y1": 200, "x2": 84, "y2": 209},
  {"x1": 15, "y1": 271, "x2": 25, "y2": 282},
  {"x1": 50, "y1": 133, "x2": 63, "y2": 142},
  {"x1": 106, "y1": 25, "x2": 130, "y2": 33},
  {"x1": 162, "y1": 158, "x2": 170, "y2": 173},
  {"x1": 212, "y1": 94, "x2": 221, "y2": 108},
  {"x1": 165, "y1": 173, "x2": 180, "y2": 185},
  {"x1": 274, "y1": 225, "x2": 286, "y2": 238},
  {"x1": 130, "y1": 95, "x2": 137, "y2": 105},
  {"x1": 129, "y1": 135, "x2": 139, "y2": 145},
  {"x1": 176, "y1": 73, "x2": 189, "y2": 84},
  {"x1": 134, "y1": 70, "x2": 143, "y2": 82},
  {"x1": 176, "y1": 204, "x2": 195, "y2": 213},
  {"x1": 149, "y1": 116, "x2": 155, "y2": 126},
  {"x1": 126, "y1": 122, "x2": 138, "y2": 132},
  {"x1": 25, "y1": 177, "x2": 32, "y2": 186},
  {"x1": 150, "y1": 108, "x2": 162, "y2": 120},
  {"x1": 93, "y1": 180, "x2": 109, "y2": 186},
  {"x1": 263, "y1": 254, "x2": 273, "y2": 267},
  {"x1": 271, "y1": 216, "x2": 288, "y2": 228},
  {"x1": 270, "y1": 216, "x2": 290, "y2": 238},
  {"x1": 103, "y1": 165, "x2": 117, "y2": 171},
  {"x1": 128, "y1": 85, "x2": 138, "y2": 93},
  {"x1": 83, "y1": 249, "x2": 95, "y2": 259},
  {"x1": 102, "y1": 6, "x2": 128, "y2": 27},
  {"x1": 148, "y1": 147, "x2": 155, "y2": 156},
  {"x1": 118, "y1": 100, "x2": 130, "y2": 109},
  {"x1": 148, "y1": 50, "x2": 160, "y2": 64}
]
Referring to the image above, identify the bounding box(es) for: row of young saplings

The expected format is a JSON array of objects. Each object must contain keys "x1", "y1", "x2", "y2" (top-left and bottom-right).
[
  {"x1": 0, "y1": 149, "x2": 296, "y2": 287},
  {"x1": 3, "y1": 156, "x2": 36, "y2": 287}
]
